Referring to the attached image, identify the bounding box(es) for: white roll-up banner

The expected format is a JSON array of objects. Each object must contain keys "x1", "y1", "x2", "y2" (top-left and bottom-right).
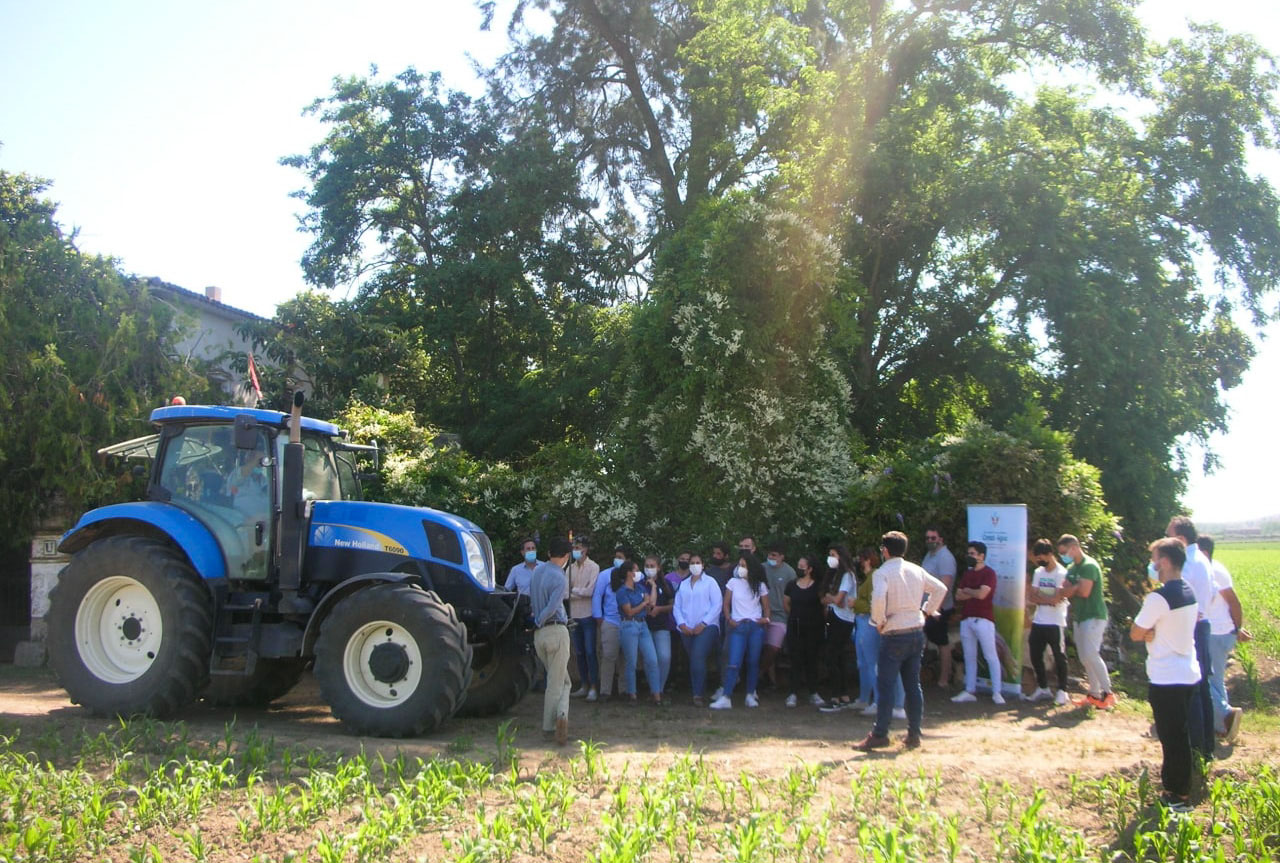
[{"x1": 966, "y1": 504, "x2": 1027, "y2": 694}]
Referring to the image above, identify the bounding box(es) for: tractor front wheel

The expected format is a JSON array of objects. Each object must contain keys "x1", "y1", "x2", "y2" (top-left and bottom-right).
[
  {"x1": 314, "y1": 584, "x2": 471, "y2": 737},
  {"x1": 47, "y1": 536, "x2": 213, "y2": 718}
]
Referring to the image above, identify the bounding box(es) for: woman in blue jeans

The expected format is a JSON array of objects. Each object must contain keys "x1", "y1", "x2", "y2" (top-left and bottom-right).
[
  {"x1": 614, "y1": 560, "x2": 663, "y2": 704},
  {"x1": 853, "y1": 547, "x2": 904, "y2": 715},
  {"x1": 644, "y1": 554, "x2": 676, "y2": 692},
  {"x1": 710, "y1": 551, "x2": 771, "y2": 710}
]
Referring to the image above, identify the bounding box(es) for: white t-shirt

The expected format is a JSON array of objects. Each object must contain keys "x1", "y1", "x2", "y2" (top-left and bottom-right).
[
  {"x1": 830, "y1": 572, "x2": 858, "y2": 623},
  {"x1": 1133, "y1": 579, "x2": 1202, "y2": 686},
  {"x1": 1206, "y1": 560, "x2": 1236, "y2": 635},
  {"x1": 1180, "y1": 543, "x2": 1214, "y2": 622},
  {"x1": 725, "y1": 575, "x2": 768, "y2": 623},
  {"x1": 1029, "y1": 564, "x2": 1069, "y2": 627},
  {"x1": 922, "y1": 546, "x2": 958, "y2": 611}
]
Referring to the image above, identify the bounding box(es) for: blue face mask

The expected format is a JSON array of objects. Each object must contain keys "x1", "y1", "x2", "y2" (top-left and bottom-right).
[
  {"x1": 766, "y1": 558, "x2": 777, "y2": 567},
  {"x1": 1147, "y1": 561, "x2": 1160, "y2": 583},
  {"x1": 524, "y1": 550, "x2": 537, "y2": 564},
  {"x1": 1059, "y1": 554, "x2": 1073, "y2": 567},
  {"x1": 614, "y1": 557, "x2": 625, "y2": 568}
]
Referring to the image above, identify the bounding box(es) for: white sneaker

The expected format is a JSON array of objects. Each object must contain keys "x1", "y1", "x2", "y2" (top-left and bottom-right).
[
  {"x1": 1028, "y1": 687, "x2": 1052, "y2": 702},
  {"x1": 861, "y1": 702, "x2": 879, "y2": 715},
  {"x1": 709, "y1": 695, "x2": 732, "y2": 710},
  {"x1": 992, "y1": 691, "x2": 1006, "y2": 705},
  {"x1": 712, "y1": 687, "x2": 725, "y2": 700},
  {"x1": 785, "y1": 694, "x2": 798, "y2": 708},
  {"x1": 892, "y1": 707, "x2": 907, "y2": 720},
  {"x1": 1054, "y1": 690, "x2": 1069, "y2": 705},
  {"x1": 810, "y1": 692, "x2": 826, "y2": 706},
  {"x1": 585, "y1": 688, "x2": 598, "y2": 702},
  {"x1": 745, "y1": 692, "x2": 760, "y2": 708},
  {"x1": 571, "y1": 686, "x2": 588, "y2": 698},
  {"x1": 951, "y1": 691, "x2": 977, "y2": 703}
]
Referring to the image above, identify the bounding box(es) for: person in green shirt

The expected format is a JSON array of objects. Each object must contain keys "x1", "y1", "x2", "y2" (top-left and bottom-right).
[{"x1": 1056, "y1": 534, "x2": 1114, "y2": 709}]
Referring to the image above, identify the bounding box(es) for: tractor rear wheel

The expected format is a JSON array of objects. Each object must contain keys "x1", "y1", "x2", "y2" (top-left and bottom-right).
[
  {"x1": 314, "y1": 584, "x2": 471, "y2": 737},
  {"x1": 455, "y1": 629, "x2": 536, "y2": 717},
  {"x1": 47, "y1": 536, "x2": 213, "y2": 718}
]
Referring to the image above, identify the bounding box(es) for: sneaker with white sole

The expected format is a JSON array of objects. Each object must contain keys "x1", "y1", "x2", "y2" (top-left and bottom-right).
[
  {"x1": 571, "y1": 686, "x2": 588, "y2": 698},
  {"x1": 712, "y1": 687, "x2": 725, "y2": 700},
  {"x1": 862, "y1": 702, "x2": 879, "y2": 715},
  {"x1": 810, "y1": 692, "x2": 826, "y2": 706},
  {"x1": 892, "y1": 707, "x2": 907, "y2": 720},
  {"x1": 745, "y1": 692, "x2": 760, "y2": 708},
  {"x1": 585, "y1": 688, "x2": 598, "y2": 703},
  {"x1": 992, "y1": 692, "x2": 1006, "y2": 705},
  {"x1": 1028, "y1": 687, "x2": 1053, "y2": 702},
  {"x1": 709, "y1": 695, "x2": 732, "y2": 710},
  {"x1": 951, "y1": 690, "x2": 977, "y2": 703},
  {"x1": 785, "y1": 694, "x2": 798, "y2": 708},
  {"x1": 1054, "y1": 690, "x2": 1069, "y2": 705},
  {"x1": 1224, "y1": 706, "x2": 1244, "y2": 743}
]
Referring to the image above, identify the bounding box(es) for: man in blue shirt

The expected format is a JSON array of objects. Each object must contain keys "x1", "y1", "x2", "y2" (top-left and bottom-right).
[
  {"x1": 592, "y1": 544, "x2": 628, "y2": 700},
  {"x1": 530, "y1": 536, "x2": 573, "y2": 746}
]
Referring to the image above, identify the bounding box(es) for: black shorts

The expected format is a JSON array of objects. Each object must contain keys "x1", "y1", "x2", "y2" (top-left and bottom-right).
[{"x1": 924, "y1": 607, "x2": 953, "y2": 646}]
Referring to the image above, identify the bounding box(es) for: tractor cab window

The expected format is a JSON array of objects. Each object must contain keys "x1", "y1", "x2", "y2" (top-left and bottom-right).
[
  {"x1": 156, "y1": 423, "x2": 272, "y2": 581},
  {"x1": 300, "y1": 434, "x2": 346, "y2": 502}
]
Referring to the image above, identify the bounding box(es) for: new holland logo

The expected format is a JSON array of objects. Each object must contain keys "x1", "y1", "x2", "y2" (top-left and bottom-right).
[{"x1": 312, "y1": 523, "x2": 407, "y2": 556}]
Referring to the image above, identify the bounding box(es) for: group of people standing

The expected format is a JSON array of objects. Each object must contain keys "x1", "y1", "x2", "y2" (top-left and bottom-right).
[{"x1": 513, "y1": 516, "x2": 1249, "y2": 814}]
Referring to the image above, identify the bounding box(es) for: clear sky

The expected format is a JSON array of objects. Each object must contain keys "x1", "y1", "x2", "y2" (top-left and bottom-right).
[{"x1": 2, "y1": 0, "x2": 1277, "y2": 523}]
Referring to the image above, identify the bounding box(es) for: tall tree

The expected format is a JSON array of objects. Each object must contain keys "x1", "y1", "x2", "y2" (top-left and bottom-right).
[
  {"x1": 284, "y1": 68, "x2": 626, "y2": 456},
  {"x1": 0, "y1": 171, "x2": 217, "y2": 552}
]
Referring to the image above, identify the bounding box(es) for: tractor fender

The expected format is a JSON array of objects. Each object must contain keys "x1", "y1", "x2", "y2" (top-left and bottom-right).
[
  {"x1": 58, "y1": 503, "x2": 227, "y2": 581},
  {"x1": 302, "y1": 572, "x2": 424, "y2": 656}
]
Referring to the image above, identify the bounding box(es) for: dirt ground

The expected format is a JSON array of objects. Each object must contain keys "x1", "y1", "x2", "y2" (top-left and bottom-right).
[{"x1": 0, "y1": 663, "x2": 1272, "y2": 784}]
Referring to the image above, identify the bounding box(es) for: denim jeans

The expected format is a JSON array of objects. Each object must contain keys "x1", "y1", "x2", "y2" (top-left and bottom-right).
[
  {"x1": 619, "y1": 620, "x2": 661, "y2": 696},
  {"x1": 873, "y1": 628, "x2": 925, "y2": 738},
  {"x1": 1186, "y1": 619, "x2": 1215, "y2": 757},
  {"x1": 680, "y1": 625, "x2": 720, "y2": 696},
  {"x1": 856, "y1": 614, "x2": 904, "y2": 706},
  {"x1": 571, "y1": 615, "x2": 599, "y2": 689},
  {"x1": 721, "y1": 619, "x2": 765, "y2": 696},
  {"x1": 651, "y1": 628, "x2": 672, "y2": 692},
  {"x1": 1207, "y1": 631, "x2": 1237, "y2": 732}
]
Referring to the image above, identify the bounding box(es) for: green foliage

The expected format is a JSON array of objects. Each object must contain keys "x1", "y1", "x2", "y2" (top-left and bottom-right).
[
  {"x1": 0, "y1": 171, "x2": 218, "y2": 553},
  {"x1": 844, "y1": 413, "x2": 1117, "y2": 559},
  {"x1": 610, "y1": 195, "x2": 857, "y2": 548}
]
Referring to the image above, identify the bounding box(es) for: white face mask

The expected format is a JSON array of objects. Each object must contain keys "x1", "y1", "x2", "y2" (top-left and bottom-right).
[
  {"x1": 644, "y1": 566, "x2": 658, "y2": 577},
  {"x1": 734, "y1": 565, "x2": 747, "y2": 579},
  {"x1": 827, "y1": 555, "x2": 839, "y2": 570},
  {"x1": 689, "y1": 563, "x2": 704, "y2": 576}
]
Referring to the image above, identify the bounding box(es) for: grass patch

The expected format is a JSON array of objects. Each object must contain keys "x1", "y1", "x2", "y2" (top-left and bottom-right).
[{"x1": 1217, "y1": 542, "x2": 1280, "y2": 660}]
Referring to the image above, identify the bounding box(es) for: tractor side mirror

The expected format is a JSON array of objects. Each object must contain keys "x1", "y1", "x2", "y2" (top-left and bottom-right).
[{"x1": 233, "y1": 414, "x2": 259, "y2": 450}]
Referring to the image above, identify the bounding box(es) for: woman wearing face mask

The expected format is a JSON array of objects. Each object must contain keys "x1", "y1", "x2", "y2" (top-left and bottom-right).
[
  {"x1": 819, "y1": 545, "x2": 858, "y2": 711},
  {"x1": 645, "y1": 554, "x2": 676, "y2": 693},
  {"x1": 709, "y1": 551, "x2": 771, "y2": 709},
  {"x1": 852, "y1": 547, "x2": 906, "y2": 717},
  {"x1": 783, "y1": 555, "x2": 826, "y2": 707},
  {"x1": 614, "y1": 560, "x2": 663, "y2": 704},
  {"x1": 674, "y1": 553, "x2": 722, "y2": 705}
]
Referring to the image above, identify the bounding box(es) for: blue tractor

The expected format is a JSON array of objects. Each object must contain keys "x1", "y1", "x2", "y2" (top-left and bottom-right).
[{"x1": 47, "y1": 395, "x2": 536, "y2": 736}]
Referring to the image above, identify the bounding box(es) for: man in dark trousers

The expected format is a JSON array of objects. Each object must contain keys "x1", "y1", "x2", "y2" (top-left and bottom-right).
[{"x1": 1131, "y1": 537, "x2": 1201, "y2": 812}]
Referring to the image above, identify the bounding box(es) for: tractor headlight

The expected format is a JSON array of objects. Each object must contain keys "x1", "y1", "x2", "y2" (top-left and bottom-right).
[{"x1": 462, "y1": 531, "x2": 494, "y2": 590}]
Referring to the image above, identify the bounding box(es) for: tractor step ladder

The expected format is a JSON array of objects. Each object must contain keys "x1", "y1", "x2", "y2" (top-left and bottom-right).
[{"x1": 209, "y1": 595, "x2": 265, "y2": 678}]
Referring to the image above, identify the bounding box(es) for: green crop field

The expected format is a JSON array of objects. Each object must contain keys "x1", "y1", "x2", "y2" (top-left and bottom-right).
[
  {"x1": 1216, "y1": 542, "x2": 1280, "y2": 657},
  {"x1": 1, "y1": 717, "x2": 1278, "y2": 863}
]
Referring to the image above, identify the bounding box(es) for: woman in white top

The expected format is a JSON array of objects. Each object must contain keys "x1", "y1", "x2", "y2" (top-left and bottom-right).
[
  {"x1": 709, "y1": 551, "x2": 770, "y2": 710},
  {"x1": 818, "y1": 544, "x2": 858, "y2": 710}
]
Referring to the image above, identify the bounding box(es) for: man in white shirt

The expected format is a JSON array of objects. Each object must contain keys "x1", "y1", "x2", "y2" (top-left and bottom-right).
[
  {"x1": 1026, "y1": 538, "x2": 1071, "y2": 704},
  {"x1": 1131, "y1": 537, "x2": 1201, "y2": 811},
  {"x1": 856, "y1": 531, "x2": 947, "y2": 752},
  {"x1": 1196, "y1": 535, "x2": 1246, "y2": 743},
  {"x1": 1166, "y1": 516, "x2": 1215, "y2": 759}
]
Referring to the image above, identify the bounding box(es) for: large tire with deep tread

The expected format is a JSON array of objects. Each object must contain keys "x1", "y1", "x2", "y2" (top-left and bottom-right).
[
  {"x1": 455, "y1": 629, "x2": 536, "y2": 717},
  {"x1": 201, "y1": 658, "x2": 308, "y2": 707},
  {"x1": 314, "y1": 584, "x2": 471, "y2": 737},
  {"x1": 47, "y1": 536, "x2": 213, "y2": 718}
]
